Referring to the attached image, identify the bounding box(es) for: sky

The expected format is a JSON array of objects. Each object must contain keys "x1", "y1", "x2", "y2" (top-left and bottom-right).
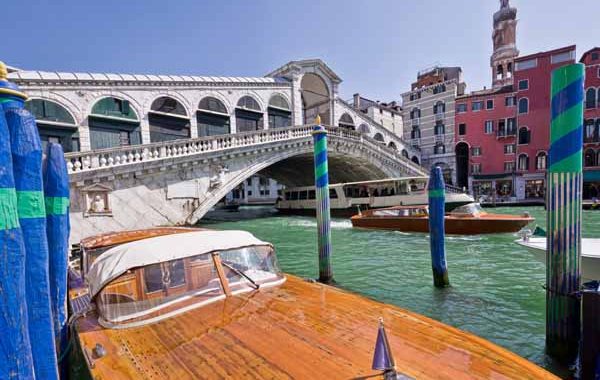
[{"x1": 1, "y1": 0, "x2": 598, "y2": 102}]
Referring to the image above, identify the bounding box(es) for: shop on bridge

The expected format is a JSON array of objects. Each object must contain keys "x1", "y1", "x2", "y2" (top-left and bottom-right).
[
  {"x1": 25, "y1": 99, "x2": 80, "y2": 152},
  {"x1": 88, "y1": 97, "x2": 141, "y2": 149},
  {"x1": 197, "y1": 96, "x2": 231, "y2": 137},
  {"x1": 148, "y1": 96, "x2": 190, "y2": 142},
  {"x1": 235, "y1": 96, "x2": 263, "y2": 132}
]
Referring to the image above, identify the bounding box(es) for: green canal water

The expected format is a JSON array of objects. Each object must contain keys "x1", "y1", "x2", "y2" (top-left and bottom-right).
[{"x1": 199, "y1": 206, "x2": 600, "y2": 376}]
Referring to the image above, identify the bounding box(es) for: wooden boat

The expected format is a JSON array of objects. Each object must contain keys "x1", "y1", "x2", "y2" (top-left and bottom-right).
[
  {"x1": 515, "y1": 235, "x2": 600, "y2": 281},
  {"x1": 351, "y1": 203, "x2": 534, "y2": 234},
  {"x1": 68, "y1": 227, "x2": 555, "y2": 379}
]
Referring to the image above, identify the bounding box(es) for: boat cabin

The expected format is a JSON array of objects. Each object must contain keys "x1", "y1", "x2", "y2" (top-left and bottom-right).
[{"x1": 79, "y1": 228, "x2": 285, "y2": 328}]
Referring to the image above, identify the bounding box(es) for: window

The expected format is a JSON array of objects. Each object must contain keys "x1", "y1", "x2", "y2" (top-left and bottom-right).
[
  {"x1": 409, "y1": 92, "x2": 421, "y2": 101},
  {"x1": 472, "y1": 101, "x2": 483, "y2": 111},
  {"x1": 434, "y1": 143, "x2": 445, "y2": 154},
  {"x1": 504, "y1": 144, "x2": 515, "y2": 154},
  {"x1": 434, "y1": 122, "x2": 445, "y2": 135},
  {"x1": 586, "y1": 88, "x2": 597, "y2": 109},
  {"x1": 471, "y1": 163, "x2": 481, "y2": 174},
  {"x1": 308, "y1": 190, "x2": 316, "y2": 199},
  {"x1": 433, "y1": 84, "x2": 446, "y2": 94},
  {"x1": 410, "y1": 128, "x2": 420, "y2": 139},
  {"x1": 268, "y1": 95, "x2": 291, "y2": 128},
  {"x1": 518, "y1": 80, "x2": 529, "y2": 90},
  {"x1": 410, "y1": 108, "x2": 421, "y2": 119},
  {"x1": 299, "y1": 191, "x2": 308, "y2": 200},
  {"x1": 551, "y1": 50, "x2": 575, "y2": 64},
  {"x1": 585, "y1": 149, "x2": 596, "y2": 167},
  {"x1": 518, "y1": 127, "x2": 531, "y2": 144},
  {"x1": 505, "y1": 96, "x2": 516, "y2": 107},
  {"x1": 484, "y1": 120, "x2": 494, "y2": 134},
  {"x1": 458, "y1": 123, "x2": 466, "y2": 136},
  {"x1": 433, "y1": 102, "x2": 445, "y2": 114},
  {"x1": 486, "y1": 100, "x2": 494, "y2": 110},
  {"x1": 518, "y1": 154, "x2": 529, "y2": 171},
  {"x1": 504, "y1": 161, "x2": 515, "y2": 172},
  {"x1": 338, "y1": 113, "x2": 355, "y2": 130},
  {"x1": 515, "y1": 58, "x2": 538, "y2": 71},
  {"x1": 456, "y1": 103, "x2": 467, "y2": 113},
  {"x1": 471, "y1": 147, "x2": 482, "y2": 156},
  {"x1": 237, "y1": 96, "x2": 261, "y2": 111},
  {"x1": 592, "y1": 52, "x2": 599, "y2": 61},
  {"x1": 585, "y1": 119, "x2": 596, "y2": 141},
  {"x1": 144, "y1": 263, "x2": 164, "y2": 293},
  {"x1": 198, "y1": 97, "x2": 230, "y2": 137},
  {"x1": 536, "y1": 152, "x2": 547, "y2": 170},
  {"x1": 507, "y1": 118, "x2": 517, "y2": 135},
  {"x1": 518, "y1": 98, "x2": 529, "y2": 114},
  {"x1": 329, "y1": 189, "x2": 338, "y2": 199}
]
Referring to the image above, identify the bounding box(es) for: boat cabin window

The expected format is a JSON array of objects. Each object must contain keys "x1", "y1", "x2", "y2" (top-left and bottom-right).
[
  {"x1": 451, "y1": 203, "x2": 484, "y2": 215},
  {"x1": 308, "y1": 190, "x2": 316, "y2": 199},
  {"x1": 329, "y1": 189, "x2": 338, "y2": 199},
  {"x1": 290, "y1": 191, "x2": 299, "y2": 200},
  {"x1": 95, "y1": 245, "x2": 283, "y2": 328},
  {"x1": 372, "y1": 207, "x2": 427, "y2": 217},
  {"x1": 299, "y1": 191, "x2": 308, "y2": 200},
  {"x1": 284, "y1": 191, "x2": 291, "y2": 200}
]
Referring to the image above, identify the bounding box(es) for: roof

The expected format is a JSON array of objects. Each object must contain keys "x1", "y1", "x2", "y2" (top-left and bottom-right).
[
  {"x1": 580, "y1": 47, "x2": 600, "y2": 63},
  {"x1": 7, "y1": 70, "x2": 282, "y2": 85},
  {"x1": 86, "y1": 230, "x2": 270, "y2": 298},
  {"x1": 266, "y1": 59, "x2": 342, "y2": 84},
  {"x1": 515, "y1": 45, "x2": 576, "y2": 62}
]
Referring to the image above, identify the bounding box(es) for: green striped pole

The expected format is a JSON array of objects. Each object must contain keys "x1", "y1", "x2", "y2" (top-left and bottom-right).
[
  {"x1": 546, "y1": 63, "x2": 584, "y2": 363},
  {"x1": 312, "y1": 115, "x2": 333, "y2": 284}
]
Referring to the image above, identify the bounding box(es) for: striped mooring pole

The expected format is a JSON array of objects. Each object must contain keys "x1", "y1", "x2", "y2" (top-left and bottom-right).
[
  {"x1": 546, "y1": 63, "x2": 585, "y2": 363},
  {"x1": 428, "y1": 166, "x2": 449, "y2": 288},
  {"x1": 312, "y1": 115, "x2": 333, "y2": 284}
]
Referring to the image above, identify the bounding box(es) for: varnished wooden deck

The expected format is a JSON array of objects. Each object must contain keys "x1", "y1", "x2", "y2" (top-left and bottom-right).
[{"x1": 74, "y1": 275, "x2": 556, "y2": 379}]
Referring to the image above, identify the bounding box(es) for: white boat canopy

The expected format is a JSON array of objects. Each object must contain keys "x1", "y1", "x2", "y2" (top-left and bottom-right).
[{"x1": 86, "y1": 230, "x2": 271, "y2": 298}]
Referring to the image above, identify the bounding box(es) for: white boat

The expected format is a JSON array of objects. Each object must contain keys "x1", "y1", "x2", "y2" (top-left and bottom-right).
[
  {"x1": 515, "y1": 236, "x2": 600, "y2": 281},
  {"x1": 276, "y1": 176, "x2": 474, "y2": 217}
]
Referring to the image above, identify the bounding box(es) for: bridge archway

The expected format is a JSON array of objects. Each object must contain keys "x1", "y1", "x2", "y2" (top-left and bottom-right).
[
  {"x1": 338, "y1": 113, "x2": 355, "y2": 130},
  {"x1": 236, "y1": 95, "x2": 264, "y2": 132},
  {"x1": 89, "y1": 96, "x2": 141, "y2": 150},
  {"x1": 25, "y1": 98, "x2": 80, "y2": 152},
  {"x1": 358, "y1": 123, "x2": 370, "y2": 134},
  {"x1": 301, "y1": 73, "x2": 330, "y2": 125},
  {"x1": 411, "y1": 156, "x2": 420, "y2": 165},
  {"x1": 149, "y1": 96, "x2": 191, "y2": 142},
  {"x1": 373, "y1": 133, "x2": 385, "y2": 143},
  {"x1": 268, "y1": 94, "x2": 292, "y2": 128}
]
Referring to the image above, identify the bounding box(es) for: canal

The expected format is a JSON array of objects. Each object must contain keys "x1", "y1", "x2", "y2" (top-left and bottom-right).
[{"x1": 199, "y1": 206, "x2": 600, "y2": 376}]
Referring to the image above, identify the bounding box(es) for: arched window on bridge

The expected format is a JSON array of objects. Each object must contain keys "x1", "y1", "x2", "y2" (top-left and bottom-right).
[
  {"x1": 149, "y1": 97, "x2": 190, "y2": 142},
  {"x1": 373, "y1": 133, "x2": 385, "y2": 143},
  {"x1": 401, "y1": 149, "x2": 409, "y2": 159},
  {"x1": 358, "y1": 123, "x2": 370, "y2": 134},
  {"x1": 268, "y1": 95, "x2": 291, "y2": 128},
  {"x1": 25, "y1": 99, "x2": 80, "y2": 153},
  {"x1": 338, "y1": 113, "x2": 355, "y2": 130},
  {"x1": 197, "y1": 96, "x2": 230, "y2": 137},
  {"x1": 411, "y1": 156, "x2": 420, "y2": 165},
  {"x1": 388, "y1": 141, "x2": 397, "y2": 150},
  {"x1": 89, "y1": 97, "x2": 141, "y2": 149},
  {"x1": 236, "y1": 96, "x2": 263, "y2": 132}
]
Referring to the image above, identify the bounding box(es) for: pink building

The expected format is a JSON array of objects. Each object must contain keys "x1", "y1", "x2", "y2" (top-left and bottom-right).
[{"x1": 582, "y1": 47, "x2": 600, "y2": 199}]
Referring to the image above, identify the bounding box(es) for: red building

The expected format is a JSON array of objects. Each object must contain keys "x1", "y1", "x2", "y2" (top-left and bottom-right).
[
  {"x1": 582, "y1": 47, "x2": 600, "y2": 199},
  {"x1": 454, "y1": 0, "x2": 580, "y2": 202}
]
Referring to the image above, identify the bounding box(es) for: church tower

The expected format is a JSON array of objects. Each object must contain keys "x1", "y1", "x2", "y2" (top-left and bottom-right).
[{"x1": 491, "y1": 0, "x2": 519, "y2": 88}]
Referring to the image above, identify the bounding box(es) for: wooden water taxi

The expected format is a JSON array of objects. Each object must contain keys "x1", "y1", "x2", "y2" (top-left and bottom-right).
[
  {"x1": 68, "y1": 227, "x2": 555, "y2": 379},
  {"x1": 351, "y1": 203, "x2": 534, "y2": 234}
]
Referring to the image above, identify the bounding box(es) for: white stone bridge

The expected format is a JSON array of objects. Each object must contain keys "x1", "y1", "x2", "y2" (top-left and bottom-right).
[{"x1": 66, "y1": 125, "x2": 426, "y2": 243}]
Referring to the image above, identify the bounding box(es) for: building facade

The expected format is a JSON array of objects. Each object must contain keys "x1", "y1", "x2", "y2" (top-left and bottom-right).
[
  {"x1": 227, "y1": 175, "x2": 283, "y2": 205},
  {"x1": 401, "y1": 66, "x2": 466, "y2": 184},
  {"x1": 454, "y1": 0, "x2": 585, "y2": 203},
  {"x1": 582, "y1": 47, "x2": 600, "y2": 199},
  {"x1": 351, "y1": 94, "x2": 403, "y2": 136}
]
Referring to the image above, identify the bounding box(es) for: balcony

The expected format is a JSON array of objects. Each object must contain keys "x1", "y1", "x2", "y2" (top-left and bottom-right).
[
  {"x1": 435, "y1": 112, "x2": 445, "y2": 122},
  {"x1": 411, "y1": 138, "x2": 420, "y2": 148},
  {"x1": 434, "y1": 134, "x2": 444, "y2": 143},
  {"x1": 497, "y1": 128, "x2": 516, "y2": 138},
  {"x1": 411, "y1": 118, "x2": 420, "y2": 127}
]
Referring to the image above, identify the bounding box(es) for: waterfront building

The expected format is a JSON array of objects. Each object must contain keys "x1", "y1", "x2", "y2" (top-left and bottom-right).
[
  {"x1": 350, "y1": 94, "x2": 403, "y2": 137},
  {"x1": 228, "y1": 175, "x2": 283, "y2": 205},
  {"x1": 582, "y1": 47, "x2": 600, "y2": 199},
  {"x1": 401, "y1": 66, "x2": 466, "y2": 184},
  {"x1": 454, "y1": 0, "x2": 579, "y2": 202}
]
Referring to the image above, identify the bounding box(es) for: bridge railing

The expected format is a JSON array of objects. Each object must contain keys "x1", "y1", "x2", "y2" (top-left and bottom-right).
[{"x1": 64, "y1": 125, "x2": 426, "y2": 175}]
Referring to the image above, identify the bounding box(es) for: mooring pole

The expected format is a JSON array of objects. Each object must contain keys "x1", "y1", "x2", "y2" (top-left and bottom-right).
[
  {"x1": 312, "y1": 115, "x2": 333, "y2": 284},
  {"x1": 428, "y1": 166, "x2": 449, "y2": 287},
  {"x1": 546, "y1": 63, "x2": 584, "y2": 363}
]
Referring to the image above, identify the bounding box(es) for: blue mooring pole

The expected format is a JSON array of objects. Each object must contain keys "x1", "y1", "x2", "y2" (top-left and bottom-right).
[
  {"x1": 428, "y1": 166, "x2": 449, "y2": 287},
  {"x1": 312, "y1": 115, "x2": 333, "y2": 284}
]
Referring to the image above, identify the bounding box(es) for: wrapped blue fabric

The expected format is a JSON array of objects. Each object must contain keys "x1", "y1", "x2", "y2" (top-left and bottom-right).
[
  {"x1": 5, "y1": 98, "x2": 59, "y2": 380},
  {"x1": 0, "y1": 98, "x2": 35, "y2": 379},
  {"x1": 44, "y1": 142, "x2": 71, "y2": 360}
]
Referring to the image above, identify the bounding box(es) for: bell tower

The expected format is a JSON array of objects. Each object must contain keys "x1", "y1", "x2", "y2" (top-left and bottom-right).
[{"x1": 491, "y1": 0, "x2": 519, "y2": 88}]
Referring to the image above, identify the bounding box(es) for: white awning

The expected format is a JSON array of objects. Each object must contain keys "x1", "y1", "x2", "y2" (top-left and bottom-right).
[{"x1": 87, "y1": 230, "x2": 270, "y2": 298}]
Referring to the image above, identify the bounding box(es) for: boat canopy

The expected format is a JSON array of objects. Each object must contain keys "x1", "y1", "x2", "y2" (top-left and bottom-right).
[{"x1": 86, "y1": 230, "x2": 271, "y2": 298}]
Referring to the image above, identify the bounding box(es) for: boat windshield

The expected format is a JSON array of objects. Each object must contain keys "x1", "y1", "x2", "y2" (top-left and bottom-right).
[
  {"x1": 450, "y1": 203, "x2": 485, "y2": 216},
  {"x1": 372, "y1": 207, "x2": 428, "y2": 217},
  {"x1": 95, "y1": 245, "x2": 284, "y2": 328}
]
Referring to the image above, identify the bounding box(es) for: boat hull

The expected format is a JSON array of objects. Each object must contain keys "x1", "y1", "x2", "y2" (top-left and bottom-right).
[
  {"x1": 515, "y1": 237, "x2": 600, "y2": 281},
  {"x1": 352, "y1": 215, "x2": 533, "y2": 234}
]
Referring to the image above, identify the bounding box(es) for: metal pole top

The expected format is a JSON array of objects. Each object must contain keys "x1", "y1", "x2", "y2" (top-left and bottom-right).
[
  {"x1": 0, "y1": 61, "x2": 27, "y2": 100},
  {"x1": 312, "y1": 115, "x2": 327, "y2": 135}
]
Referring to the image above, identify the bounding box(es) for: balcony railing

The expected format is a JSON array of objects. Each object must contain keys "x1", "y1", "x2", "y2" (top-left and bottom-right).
[
  {"x1": 584, "y1": 135, "x2": 600, "y2": 143},
  {"x1": 435, "y1": 112, "x2": 445, "y2": 121},
  {"x1": 411, "y1": 118, "x2": 420, "y2": 127},
  {"x1": 497, "y1": 128, "x2": 517, "y2": 138}
]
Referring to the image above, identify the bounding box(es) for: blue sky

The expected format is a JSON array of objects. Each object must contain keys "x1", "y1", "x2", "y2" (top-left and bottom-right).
[{"x1": 1, "y1": 0, "x2": 597, "y2": 102}]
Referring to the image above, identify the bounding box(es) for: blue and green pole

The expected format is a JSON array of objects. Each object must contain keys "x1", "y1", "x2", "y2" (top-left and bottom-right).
[
  {"x1": 312, "y1": 115, "x2": 333, "y2": 284},
  {"x1": 428, "y1": 166, "x2": 449, "y2": 287},
  {"x1": 546, "y1": 63, "x2": 584, "y2": 363},
  {"x1": 0, "y1": 62, "x2": 36, "y2": 379}
]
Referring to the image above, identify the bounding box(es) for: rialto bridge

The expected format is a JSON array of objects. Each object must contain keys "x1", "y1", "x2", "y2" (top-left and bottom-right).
[{"x1": 7, "y1": 59, "x2": 425, "y2": 242}]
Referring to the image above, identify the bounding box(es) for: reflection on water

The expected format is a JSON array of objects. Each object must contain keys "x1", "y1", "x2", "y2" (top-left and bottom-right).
[{"x1": 200, "y1": 206, "x2": 600, "y2": 376}]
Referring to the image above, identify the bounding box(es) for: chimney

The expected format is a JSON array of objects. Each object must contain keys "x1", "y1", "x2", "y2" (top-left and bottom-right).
[{"x1": 353, "y1": 93, "x2": 360, "y2": 109}]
